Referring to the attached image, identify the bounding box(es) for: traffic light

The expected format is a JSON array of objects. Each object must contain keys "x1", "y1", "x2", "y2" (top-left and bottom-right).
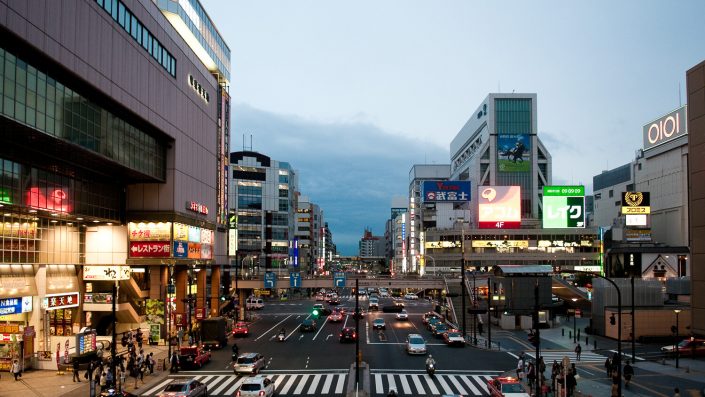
[
  {"x1": 609, "y1": 314, "x2": 616, "y2": 325},
  {"x1": 312, "y1": 308, "x2": 320, "y2": 318},
  {"x1": 528, "y1": 332, "x2": 538, "y2": 346}
]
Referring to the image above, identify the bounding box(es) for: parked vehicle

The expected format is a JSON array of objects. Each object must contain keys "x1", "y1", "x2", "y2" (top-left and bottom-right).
[
  {"x1": 178, "y1": 346, "x2": 211, "y2": 369},
  {"x1": 200, "y1": 317, "x2": 227, "y2": 349}
]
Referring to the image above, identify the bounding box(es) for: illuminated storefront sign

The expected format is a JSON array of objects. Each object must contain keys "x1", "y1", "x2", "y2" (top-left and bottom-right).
[
  {"x1": 643, "y1": 106, "x2": 687, "y2": 151},
  {"x1": 76, "y1": 330, "x2": 97, "y2": 355},
  {"x1": 228, "y1": 229, "x2": 237, "y2": 256},
  {"x1": 542, "y1": 185, "x2": 585, "y2": 228},
  {"x1": 0, "y1": 297, "x2": 32, "y2": 315},
  {"x1": 478, "y1": 186, "x2": 521, "y2": 229},
  {"x1": 173, "y1": 223, "x2": 189, "y2": 241},
  {"x1": 44, "y1": 292, "x2": 80, "y2": 310},
  {"x1": 425, "y1": 241, "x2": 460, "y2": 249},
  {"x1": 200, "y1": 229, "x2": 213, "y2": 244},
  {"x1": 422, "y1": 181, "x2": 471, "y2": 202},
  {"x1": 621, "y1": 192, "x2": 651, "y2": 214},
  {"x1": 188, "y1": 243, "x2": 202, "y2": 259},
  {"x1": 201, "y1": 244, "x2": 212, "y2": 259},
  {"x1": 82, "y1": 266, "x2": 131, "y2": 281},
  {"x1": 186, "y1": 200, "x2": 209, "y2": 215},
  {"x1": 173, "y1": 241, "x2": 188, "y2": 258},
  {"x1": 188, "y1": 226, "x2": 201, "y2": 242},
  {"x1": 0, "y1": 222, "x2": 37, "y2": 238},
  {"x1": 471, "y1": 240, "x2": 529, "y2": 248},
  {"x1": 26, "y1": 187, "x2": 72, "y2": 213},
  {"x1": 0, "y1": 188, "x2": 12, "y2": 204},
  {"x1": 538, "y1": 240, "x2": 590, "y2": 248},
  {"x1": 626, "y1": 214, "x2": 648, "y2": 226},
  {"x1": 625, "y1": 229, "x2": 652, "y2": 242},
  {"x1": 129, "y1": 241, "x2": 171, "y2": 258},
  {"x1": 128, "y1": 222, "x2": 172, "y2": 241}
]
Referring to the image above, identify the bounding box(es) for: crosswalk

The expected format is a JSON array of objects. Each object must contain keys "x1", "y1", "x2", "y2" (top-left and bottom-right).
[
  {"x1": 138, "y1": 371, "x2": 349, "y2": 396},
  {"x1": 371, "y1": 371, "x2": 502, "y2": 396},
  {"x1": 526, "y1": 350, "x2": 608, "y2": 364}
]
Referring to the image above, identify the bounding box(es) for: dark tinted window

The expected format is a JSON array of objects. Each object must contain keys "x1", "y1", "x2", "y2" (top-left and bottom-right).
[
  {"x1": 240, "y1": 384, "x2": 262, "y2": 391},
  {"x1": 163, "y1": 384, "x2": 187, "y2": 392}
]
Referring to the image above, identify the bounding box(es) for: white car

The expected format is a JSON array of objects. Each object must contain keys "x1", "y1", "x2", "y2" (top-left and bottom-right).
[
  {"x1": 235, "y1": 375, "x2": 275, "y2": 397},
  {"x1": 404, "y1": 293, "x2": 418, "y2": 300},
  {"x1": 406, "y1": 334, "x2": 427, "y2": 355},
  {"x1": 395, "y1": 310, "x2": 409, "y2": 320}
]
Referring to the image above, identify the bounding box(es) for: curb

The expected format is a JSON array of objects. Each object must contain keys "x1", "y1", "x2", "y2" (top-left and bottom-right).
[{"x1": 346, "y1": 361, "x2": 370, "y2": 397}]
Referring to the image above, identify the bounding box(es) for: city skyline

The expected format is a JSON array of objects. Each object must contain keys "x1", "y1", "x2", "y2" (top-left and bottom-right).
[{"x1": 203, "y1": 0, "x2": 705, "y2": 254}]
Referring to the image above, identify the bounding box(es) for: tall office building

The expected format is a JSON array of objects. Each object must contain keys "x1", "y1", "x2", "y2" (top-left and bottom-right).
[
  {"x1": 359, "y1": 228, "x2": 384, "y2": 258},
  {"x1": 0, "y1": 0, "x2": 229, "y2": 370},
  {"x1": 687, "y1": 60, "x2": 705, "y2": 337},
  {"x1": 229, "y1": 151, "x2": 298, "y2": 275}
]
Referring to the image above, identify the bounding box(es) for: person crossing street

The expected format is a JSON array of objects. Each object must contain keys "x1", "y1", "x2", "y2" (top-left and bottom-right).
[{"x1": 574, "y1": 343, "x2": 582, "y2": 361}]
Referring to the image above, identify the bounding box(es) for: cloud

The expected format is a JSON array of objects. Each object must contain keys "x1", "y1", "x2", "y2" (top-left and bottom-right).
[{"x1": 232, "y1": 103, "x2": 449, "y2": 255}]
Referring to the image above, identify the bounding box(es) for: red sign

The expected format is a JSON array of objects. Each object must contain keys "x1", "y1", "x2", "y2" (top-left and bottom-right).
[
  {"x1": 129, "y1": 241, "x2": 171, "y2": 258},
  {"x1": 26, "y1": 187, "x2": 72, "y2": 213},
  {"x1": 187, "y1": 201, "x2": 209, "y2": 215},
  {"x1": 171, "y1": 312, "x2": 186, "y2": 326},
  {"x1": 45, "y1": 292, "x2": 80, "y2": 310},
  {"x1": 195, "y1": 307, "x2": 205, "y2": 320}
]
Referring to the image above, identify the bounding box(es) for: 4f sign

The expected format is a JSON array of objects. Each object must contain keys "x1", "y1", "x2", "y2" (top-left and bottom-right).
[{"x1": 643, "y1": 106, "x2": 687, "y2": 150}]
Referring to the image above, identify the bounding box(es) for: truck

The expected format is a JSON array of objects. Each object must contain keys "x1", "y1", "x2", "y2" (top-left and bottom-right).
[{"x1": 200, "y1": 317, "x2": 228, "y2": 350}]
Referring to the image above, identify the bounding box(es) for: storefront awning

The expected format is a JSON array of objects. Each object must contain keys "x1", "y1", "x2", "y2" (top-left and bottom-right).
[{"x1": 0, "y1": 264, "x2": 38, "y2": 299}]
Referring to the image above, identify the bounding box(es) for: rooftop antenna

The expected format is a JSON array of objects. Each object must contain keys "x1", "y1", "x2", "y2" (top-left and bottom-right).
[
  {"x1": 250, "y1": 134, "x2": 253, "y2": 151},
  {"x1": 679, "y1": 82, "x2": 682, "y2": 107},
  {"x1": 242, "y1": 134, "x2": 245, "y2": 151}
]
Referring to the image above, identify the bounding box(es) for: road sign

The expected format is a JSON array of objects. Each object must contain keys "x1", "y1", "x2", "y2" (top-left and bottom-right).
[
  {"x1": 264, "y1": 272, "x2": 276, "y2": 289},
  {"x1": 333, "y1": 272, "x2": 346, "y2": 288},
  {"x1": 290, "y1": 272, "x2": 301, "y2": 288}
]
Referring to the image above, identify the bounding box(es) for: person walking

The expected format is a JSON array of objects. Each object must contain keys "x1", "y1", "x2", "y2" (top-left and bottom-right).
[
  {"x1": 72, "y1": 359, "x2": 81, "y2": 382},
  {"x1": 170, "y1": 351, "x2": 180, "y2": 374},
  {"x1": 611, "y1": 371, "x2": 620, "y2": 397},
  {"x1": 605, "y1": 356, "x2": 612, "y2": 377},
  {"x1": 574, "y1": 343, "x2": 582, "y2": 361},
  {"x1": 11, "y1": 359, "x2": 21, "y2": 380},
  {"x1": 527, "y1": 362, "x2": 536, "y2": 390},
  {"x1": 673, "y1": 387, "x2": 681, "y2": 397},
  {"x1": 566, "y1": 369, "x2": 577, "y2": 397},
  {"x1": 147, "y1": 352, "x2": 155, "y2": 374},
  {"x1": 623, "y1": 360, "x2": 634, "y2": 387},
  {"x1": 516, "y1": 357, "x2": 525, "y2": 381}
]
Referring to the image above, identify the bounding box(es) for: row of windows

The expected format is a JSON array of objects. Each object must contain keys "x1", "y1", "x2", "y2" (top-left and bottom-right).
[
  {"x1": 96, "y1": 0, "x2": 176, "y2": 78},
  {"x1": 238, "y1": 185, "x2": 262, "y2": 196},
  {"x1": 279, "y1": 200, "x2": 288, "y2": 212},
  {"x1": 0, "y1": 47, "x2": 166, "y2": 180},
  {"x1": 238, "y1": 196, "x2": 262, "y2": 210}
]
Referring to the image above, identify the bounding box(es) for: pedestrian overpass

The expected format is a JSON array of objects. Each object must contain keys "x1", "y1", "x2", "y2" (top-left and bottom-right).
[{"x1": 234, "y1": 275, "x2": 448, "y2": 290}]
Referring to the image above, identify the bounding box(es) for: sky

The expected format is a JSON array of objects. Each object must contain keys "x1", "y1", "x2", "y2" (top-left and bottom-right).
[{"x1": 201, "y1": 0, "x2": 705, "y2": 255}]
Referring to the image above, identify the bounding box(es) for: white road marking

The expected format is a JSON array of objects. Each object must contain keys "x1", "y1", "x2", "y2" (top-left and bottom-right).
[
  {"x1": 321, "y1": 374, "x2": 334, "y2": 394},
  {"x1": 292, "y1": 374, "x2": 310, "y2": 394},
  {"x1": 335, "y1": 373, "x2": 346, "y2": 393},
  {"x1": 254, "y1": 314, "x2": 293, "y2": 341},
  {"x1": 279, "y1": 374, "x2": 298, "y2": 395},
  {"x1": 460, "y1": 375, "x2": 481, "y2": 395},
  {"x1": 312, "y1": 318, "x2": 329, "y2": 340},
  {"x1": 306, "y1": 374, "x2": 322, "y2": 394},
  {"x1": 506, "y1": 351, "x2": 519, "y2": 359}
]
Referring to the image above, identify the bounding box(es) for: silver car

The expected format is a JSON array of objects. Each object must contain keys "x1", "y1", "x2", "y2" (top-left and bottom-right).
[
  {"x1": 406, "y1": 333, "x2": 427, "y2": 355},
  {"x1": 233, "y1": 352, "x2": 266, "y2": 374},
  {"x1": 157, "y1": 379, "x2": 207, "y2": 397}
]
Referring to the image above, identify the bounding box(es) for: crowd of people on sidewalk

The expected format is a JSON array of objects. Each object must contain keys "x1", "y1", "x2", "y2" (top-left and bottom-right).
[{"x1": 516, "y1": 352, "x2": 577, "y2": 397}]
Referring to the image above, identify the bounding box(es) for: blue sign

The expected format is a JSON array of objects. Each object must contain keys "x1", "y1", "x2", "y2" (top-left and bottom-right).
[
  {"x1": 290, "y1": 272, "x2": 301, "y2": 288},
  {"x1": 173, "y1": 241, "x2": 188, "y2": 258},
  {"x1": 422, "y1": 181, "x2": 472, "y2": 203},
  {"x1": 264, "y1": 272, "x2": 276, "y2": 289},
  {"x1": 0, "y1": 297, "x2": 31, "y2": 316},
  {"x1": 333, "y1": 272, "x2": 346, "y2": 288}
]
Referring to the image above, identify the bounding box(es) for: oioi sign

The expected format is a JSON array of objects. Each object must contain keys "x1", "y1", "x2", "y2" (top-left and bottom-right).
[
  {"x1": 643, "y1": 106, "x2": 687, "y2": 151},
  {"x1": 542, "y1": 186, "x2": 585, "y2": 228}
]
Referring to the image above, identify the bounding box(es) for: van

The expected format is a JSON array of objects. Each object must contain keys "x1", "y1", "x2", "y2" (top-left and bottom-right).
[{"x1": 246, "y1": 297, "x2": 264, "y2": 310}]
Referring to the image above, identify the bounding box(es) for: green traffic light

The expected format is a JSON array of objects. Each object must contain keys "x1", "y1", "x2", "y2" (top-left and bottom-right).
[{"x1": 312, "y1": 309, "x2": 319, "y2": 316}]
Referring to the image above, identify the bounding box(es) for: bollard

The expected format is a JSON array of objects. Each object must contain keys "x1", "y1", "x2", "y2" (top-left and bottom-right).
[
  {"x1": 569, "y1": 331, "x2": 572, "y2": 340},
  {"x1": 586, "y1": 336, "x2": 589, "y2": 345},
  {"x1": 562, "y1": 328, "x2": 565, "y2": 337},
  {"x1": 577, "y1": 329, "x2": 581, "y2": 339},
  {"x1": 593, "y1": 340, "x2": 597, "y2": 350}
]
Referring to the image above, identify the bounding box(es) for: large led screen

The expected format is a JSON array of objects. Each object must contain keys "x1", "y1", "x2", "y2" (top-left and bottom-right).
[
  {"x1": 478, "y1": 186, "x2": 521, "y2": 229},
  {"x1": 497, "y1": 134, "x2": 531, "y2": 172},
  {"x1": 542, "y1": 186, "x2": 586, "y2": 228}
]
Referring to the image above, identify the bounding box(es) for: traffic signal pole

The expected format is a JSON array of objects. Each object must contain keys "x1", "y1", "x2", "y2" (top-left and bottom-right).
[
  {"x1": 534, "y1": 280, "x2": 541, "y2": 397},
  {"x1": 355, "y1": 277, "x2": 360, "y2": 392}
]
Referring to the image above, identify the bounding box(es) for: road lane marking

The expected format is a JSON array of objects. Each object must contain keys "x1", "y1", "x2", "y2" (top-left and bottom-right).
[
  {"x1": 447, "y1": 374, "x2": 467, "y2": 395},
  {"x1": 398, "y1": 374, "x2": 412, "y2": 394},
  {"x1": 292, "y1": 374, "x2": 310, "y2": 394},
  {"x1": 307, "y1": 374, "x2": 322, "y2": 394},
  {"x1": 386, "y1": 373, "x2": 397, "y2": 394},
  {"x1": 506, "y1": 351, "x2": 519, "y2": 359},
  {"x1": 254, "y1": 314, "x2": 293, "y2": 341},
  {"x1": 423, "y1": 374, "x2": 440, "y2": 394},
  {"x1": 211, "y1": 375, "x2": 236, "y2": 395},
  {"x1": 460, "y1": 375, "x2": 481, "y2": 395},
  {"x1": 224, "y1": 377, "x2": 246, "y2": 395},
  {"x1": 436, "y1": 374, "x2": 454, "y2": 394},
  {"x1": 334, "y1": 373, "x2": 346, "y2": 393},
  {"x1": 374, "y1": 374, "x2": 383, "y2": 393},
  {"x1": 410, "y1": 374, "x2": 425, "y2": 394},
  {"x1": 144, "y1": 378, "x2": 173, "y2": 395},
  {"x1": 279, "y1": 374, "x2": 298, "y2": 395},
  {"x1": 321, "y1": 374, "x2": 334, "y2": 394},
  {"x1": 312, "y1": 317, "x2": 329, "y2": 340}
]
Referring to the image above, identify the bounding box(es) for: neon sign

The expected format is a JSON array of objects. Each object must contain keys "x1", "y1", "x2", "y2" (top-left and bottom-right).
[{"x1": 186, "y1": 201, "x2": 209, "y2": 215}]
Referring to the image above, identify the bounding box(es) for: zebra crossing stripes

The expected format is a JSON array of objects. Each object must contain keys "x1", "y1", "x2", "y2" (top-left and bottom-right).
[
  {"x1": 140, "y1": 372, "x2": 348, "y2": 396},
  {"x1": 526, "y1": 350, "x2": 608, "y2": 364},
  {"x1": 371, "y1": 372, "x2": 499, "y2": 396}
]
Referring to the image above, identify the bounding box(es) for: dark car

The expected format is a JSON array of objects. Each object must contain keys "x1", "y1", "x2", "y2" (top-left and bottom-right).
[
  {"x1": 300, "y1": 319, "x2": 317, "y2": 332},
  {"x1": 432, "y1": 323, "x2": 449, "y2": 338},
  {"x1": 426, "y1": 317, "x2": 442, "y2": 331},
  {"x1": 339, "y1": 327, "x2": 357, "y2": 342},
  {"x1": 327, "y1": 297, "x2": 341, "y2": 305}
]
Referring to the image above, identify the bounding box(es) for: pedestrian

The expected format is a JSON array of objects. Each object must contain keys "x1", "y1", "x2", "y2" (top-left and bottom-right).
[
  {"x1": 527, "y1": 362, "x2": 536, "y2": 390},
  {"x1": 611, "y1": 371, "x2": 620, "y2": 397},
  {"x1": 574, "y1": 343, "x2": 582, "y2": 361},
  {"x1": 170, "y1": 351, "x2": 180, "y2": 374},
  {"x1": 147, "y1": 352, "x2": 155, "y2": 374},
  {"x1": 623, "y1": 360, "x2": 634, "y2": 387},
  {"x1": 516, "y1": 357, "x2": 525, "y2": 381},
  {"x1": 605, "y1": 356, "x2": 612, "y2": 377},
  {"x1": 551, "y1": 360, "x2": 560, "y2": 392},
  {"x1": 11, "y1": 359, "x2": 21, "y2": 381},
  {"x1": 99, "y1": 367, "x2": 107, "y2": 391},
  {"x1": 674, "y1": 387, "x2": 680, "y2": 397},
  {"x1": 566, "y1": 369, "x2": 577, "y2": 397},
  {"x1": 71, "y1": 358, "x2": 81, "y2": 382}
]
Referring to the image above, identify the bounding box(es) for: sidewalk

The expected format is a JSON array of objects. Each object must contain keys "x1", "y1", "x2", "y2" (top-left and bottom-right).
[{"x1": 0, "y1": 344, "x2": 171, "y2": 397}]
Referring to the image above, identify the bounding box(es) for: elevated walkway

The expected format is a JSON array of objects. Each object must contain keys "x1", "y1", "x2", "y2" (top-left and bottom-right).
[{"x1": 552, "y1": 276, "x2": 589, "y2": 301}]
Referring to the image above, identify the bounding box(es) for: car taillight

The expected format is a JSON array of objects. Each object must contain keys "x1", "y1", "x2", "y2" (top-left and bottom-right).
[
  {"x1": 236, "y1": 391, "x2": 241, "y2": 397},
  {"x1": 339, "y1": 333, "x2": 342, "y2": 337},
  {"x1": 259, "y1": 391, "x2": 266, "y2": 396}
]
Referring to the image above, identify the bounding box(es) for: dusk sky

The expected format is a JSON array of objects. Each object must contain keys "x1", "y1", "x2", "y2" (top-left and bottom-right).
[{"x1": 202, "y1": 0, "x2": 705, "y2": 255}]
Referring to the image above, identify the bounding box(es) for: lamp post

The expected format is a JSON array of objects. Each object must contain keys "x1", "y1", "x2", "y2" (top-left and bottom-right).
[
  {"x1": 674, "y1": 309, "x2": 681, "y2": 369},
  {"x1": 571, "y1": 298, "x2": 578, "y2": 344},
  {"x1": 563, "y1": 269, "x2": 622, "y2": 397},
  {"x1": 459, "y1": 221, "x2": 467, "y2": 340},
  {"x1": 472, "y1": 270, "x2": 477, "y2": 345}
]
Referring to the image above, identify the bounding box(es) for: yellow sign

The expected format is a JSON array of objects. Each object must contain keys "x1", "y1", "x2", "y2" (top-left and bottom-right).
[
  {"x1": 425, "y1": 241, "x2": 460, "y2": 249},
  {"x1": 254, "y1": 289, "x2": 271, "y2": 296},
  {"x1": 128, "y1": 222, "x2": 171, "y2": 241},
  {"x1": 622, "y1": 206, "x2": 651, "y2": 214},
  {"x1": 0, "y1": 222, "x2": 37, "y2": 238},
  {"x1": 471, "y1": 240, "x2": 529, "y2": 248},
  {"x1": 173, "y1": 223, "x2": 189, "y2": 241}
]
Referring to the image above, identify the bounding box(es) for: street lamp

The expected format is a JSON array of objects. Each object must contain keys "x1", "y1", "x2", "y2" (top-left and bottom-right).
[
  {"x1": 674, "y1": 309, "x2": 681, "y2": 369},
  {"x1": 571, "y1": 298, "x2": 578, "y2": 344},
  {"x1": 458, "y1": 219, "x2": 468, "y2": 341}
]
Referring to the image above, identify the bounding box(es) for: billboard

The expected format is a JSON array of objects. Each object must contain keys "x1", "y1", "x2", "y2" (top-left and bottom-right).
[
  {"x1": 478, "y1": 186, "x2": 521, "y2": 229},
  {"x1": 422, "y1": 181, "x2": 471, "y2": 203},
  {"x1": 643, "y1": 106, "x2": 687, "y2": 151},
  {"x1": 497, "y1": 134, "x2": 531, "y2": 172},
  {"x1": 621, "y1": 192, "x2": 651, "y2": 214},
  {"x1": 542, "y1": 186, "x2": 585, "y2": 228}
]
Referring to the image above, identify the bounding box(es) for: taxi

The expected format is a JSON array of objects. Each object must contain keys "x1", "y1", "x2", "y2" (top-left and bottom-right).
[
  {"x1": 487, "y1": 376, "x2": 530, "y2": 397},
  {"x1": 232, "y1": 321, "x2": 249, "y2": 337}
]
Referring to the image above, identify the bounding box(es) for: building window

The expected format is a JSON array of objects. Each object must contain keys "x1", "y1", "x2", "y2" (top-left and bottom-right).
[
  {"x1": 609, "y1": 190, "x2": 613, "y2": 198},
  {"x1": 595, "y1": 193, "x2": 601, "y2": 200},
  {"x1": 279, "y1": 199, "x2": 289, "y2": 212}
]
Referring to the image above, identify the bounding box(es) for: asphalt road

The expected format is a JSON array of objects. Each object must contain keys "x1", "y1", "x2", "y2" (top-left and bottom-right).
[{"x1": 136, "y1": 289, "x2": 516, "y2": 396}]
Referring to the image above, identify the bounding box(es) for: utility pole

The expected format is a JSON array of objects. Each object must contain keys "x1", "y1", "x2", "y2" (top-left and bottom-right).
[
  {"x1": 631, "y1": 276, "x2": 636, "y2": 364},
  {"x1": 534, "y1": 280, "x2": 541, "y2": 397},
  {"x1": 487, "y1": 277, "x2": 492, "y2": 349},
  {"x1": 460, "y1": 224, "x2": 467, "y2": 340}
]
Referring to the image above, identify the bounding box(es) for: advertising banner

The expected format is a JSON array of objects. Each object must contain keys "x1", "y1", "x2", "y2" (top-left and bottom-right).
[
  {"x1": 625, "y1": 229, "x2": 652, "y2": 242},
  {"x1": 422, "y1": 181, "x2": 471, "y2": 203},
  {"x1": 187, "y1": 243, "x2": 202, "y2": 259},
  {"x1": 26, "y1": 186, "x2": 73, "y2": 213},
  {"x1": 497, "y1": 134, "x2": 531, "y2": 172},
  {"x1": 0, "y1": 297, "x2": 32, "y2": 316},
  {"x1": 643, "y1": 106, "x2": 687, "y2": 151},
  {"x1": 188, "y1": 226, "x2": 201, "y2": 242},
  {"x1": 200, "y1": 229, "x2": 213, "y2": 245},
  {"x1": 145, "y1": 299, "x2": 165, "y2": 325},
  {"x1": 76, "y1": 330, "x2": 96, "y2": 356},
  {"x1": 173, "y1": 223, "x2": 189, "y2": 241},
  {"x1": 44, "y1": 292, "x2": 80, "y2": 310},
  {"x1": 471, "y1": 240, "x2": 529, "y2": 248},
  {"x1": 621, "y1": 192, "x2": 651, "y2": 214},
  {"x1": 129, "y1": 241, "x2": 171, "y2": 258},
  {"x1": 0, "y1": 222, "x2": 37, "y2": 238},
  {"x1": 200, "y1": 244, "x2": 212, "y2": 259},
  {"x1": 478, "y1": 186, "x2": 521, "y2": 228},
  {"x1": 542, "y1": 185, "x2": 586, "y2": 228},
  {"x1": 425, "y1": 241, "x2": 460, "y2": 249},
  {"x1": 128, "y1": 222, "x2": 171, "y2": 241},
  {"x1": 173, "y1": 241, "x2": 188, "y2": 258},
  {"x1": 626, "y1": 214, "x2": 648, "y2": 226},
  {"x1": 82, "y1": 265, "x2": 131, "y2": 281}
]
